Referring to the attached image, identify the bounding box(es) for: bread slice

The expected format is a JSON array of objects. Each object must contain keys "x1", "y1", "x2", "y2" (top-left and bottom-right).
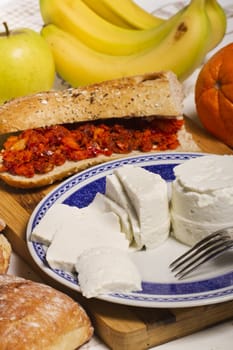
[
  {"x1": 0, "y1": 71, "x2": 183, "y2": 134},
  {"x1": 0, "y1": 274, "x2": 93, "y2": 350}
]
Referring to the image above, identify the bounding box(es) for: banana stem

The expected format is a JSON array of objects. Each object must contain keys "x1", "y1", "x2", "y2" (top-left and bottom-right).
[
  {"x1": 2, "y1": 22, "x2": 10, "y2": 36},
  {"x1": 190, "y1": 0, "x2": 206, "y2": 7}
]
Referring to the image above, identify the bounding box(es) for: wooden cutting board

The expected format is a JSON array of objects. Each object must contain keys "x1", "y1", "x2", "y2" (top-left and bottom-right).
[{"x1": 1, "y1": 118, "x2": 233, "y2": 350}]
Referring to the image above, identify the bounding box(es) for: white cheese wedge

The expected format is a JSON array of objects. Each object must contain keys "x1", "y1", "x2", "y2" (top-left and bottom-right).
[
  {"x1": 31, "y1": 203, "x2": 80, "y2": 245},
  {"x1": 171, "y1": 155, "x2": 233, "y2": 246},
  {"x1": 115, "y1": 165, "x2": 170, "y2": 249},
  {"x1": 105, "y1": 173, "x2": 142, "y2": 248},
  {"x1": 76, "y1": 246, "x2": 142, "y2": 298},
  {"x1": 89, "y1": 192, "x2": 132, "y2": 242},
  {"x1": 46, "y1": 211, "x2": 129, "y2": 272}
]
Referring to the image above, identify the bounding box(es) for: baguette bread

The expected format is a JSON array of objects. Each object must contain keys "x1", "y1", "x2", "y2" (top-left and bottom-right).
[
  {"x1": 0, "y1": 71, "x2": 200, "y2": 188},
  {"x1": 0, "y1": 71, "x2": 183, "y2": 134},
  {"x1": 0, "y1": 275, "x2": 93, "y2": 350}
]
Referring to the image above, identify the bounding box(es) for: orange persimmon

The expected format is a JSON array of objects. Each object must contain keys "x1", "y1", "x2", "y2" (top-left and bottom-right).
[{"x1": 195, "y1": 43, "x2": 233, "y2": 148}]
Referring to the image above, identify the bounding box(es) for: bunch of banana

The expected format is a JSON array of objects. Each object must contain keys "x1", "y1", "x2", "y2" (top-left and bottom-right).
[
  {"x1": 205, "y1": 0, "x2": 227, "y2": 51},
  {"x1": 81, "y1": 0, "x2": 165, "y2": 29},
  {"x1": 40, "y1": 0, "x2": 226, "y2": 87},
  {"x1": 40, "y1": 0, "x2": 184, "y2": 56}
]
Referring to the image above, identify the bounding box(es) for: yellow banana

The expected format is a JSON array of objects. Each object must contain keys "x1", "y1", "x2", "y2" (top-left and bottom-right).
[
  {"x1": 39, "y1": 0, "x2": 184, "y2": 56},
  {"x1": 80, "y1": 0, "x2": 136, "y2": 29},
  {"x1": 41, "y1": 0, "x2": 211, "y2": 87},
  {"x1": 205, "y1": 0, "x2": 227, "y2": 51},
  {"x1": 82, "y1": 0, "x2": 165, "y2": 29}
]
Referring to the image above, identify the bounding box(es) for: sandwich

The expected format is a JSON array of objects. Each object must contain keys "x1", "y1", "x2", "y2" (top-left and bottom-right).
[{"x1": 0, "y1": 71, "x2": 199, "y2": 189}]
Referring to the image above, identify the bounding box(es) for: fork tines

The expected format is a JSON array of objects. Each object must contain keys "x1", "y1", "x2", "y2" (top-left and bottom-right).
[{"x1": 170, "y1": 229, "x2": 233, "y2": 279}]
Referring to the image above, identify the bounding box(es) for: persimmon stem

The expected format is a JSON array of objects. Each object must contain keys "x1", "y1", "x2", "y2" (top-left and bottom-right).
[{"x1": 3, "y1": 22, "x2": 10, "y2": 36}]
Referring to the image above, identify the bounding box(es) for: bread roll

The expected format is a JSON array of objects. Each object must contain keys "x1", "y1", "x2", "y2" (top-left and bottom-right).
[
  {"x1": 0, "y1": 234, "x2": 11, "y2": 274},
  {"x1": 0, "y1": 275, "x2": 93, "y2": 350},
  {"x1": 0, "y1": 217, "x2": 6, "y2": 232}
]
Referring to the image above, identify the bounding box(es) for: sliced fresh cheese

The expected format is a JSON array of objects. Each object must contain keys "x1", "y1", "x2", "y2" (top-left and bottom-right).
[
  {"x1": 115, "y1": 165, "x2": 170, "y2": 249},
  {"x1": 76, "y1": 246, "x2": 142, "y2": 298},
  {"x1": 89, "y1": 192, "x2": 132, "y2": 242},
  {"x1": 46, "y1": 211, "x2": 129, "y2": 272},
  {"x1": 31, "y1": 203, "x2": 80, "y2": 245},
  {"x1": 105, "y1": 173, "x2": 142, "y2": 248}
]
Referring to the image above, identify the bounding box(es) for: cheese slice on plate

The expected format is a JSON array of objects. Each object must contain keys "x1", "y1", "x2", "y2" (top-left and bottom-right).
[
  {"x1": 89, "y1": 192, "x2": 132, "y2": 242},
  {"x1": 76, "y1": 246, "x2": 142, "y2": 298},
  {"x1": 31, "y1": 203, "x2": 80, "y2": 245},
  {"x1": 46, "y1": 210, "x2": 129, "y2": 272},
  {"x1": 105, "y1": 173, "x2": 141, "y2": 248},
  {"x1": 115, "y1": 165, "x2": 170, "y2": 249}
]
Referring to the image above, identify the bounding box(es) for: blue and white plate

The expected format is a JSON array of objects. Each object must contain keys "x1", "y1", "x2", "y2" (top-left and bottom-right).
[{"x1": 26, "y1": 152, "x2": 233, "y2": 308}]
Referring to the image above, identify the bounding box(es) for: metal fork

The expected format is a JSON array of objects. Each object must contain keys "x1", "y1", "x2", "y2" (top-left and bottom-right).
[{"x1": 170, "y1": 227, "x2": 233, "y2": 280}]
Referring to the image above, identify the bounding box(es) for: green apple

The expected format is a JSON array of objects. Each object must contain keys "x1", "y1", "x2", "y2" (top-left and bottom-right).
[{"x1": 0, "y1": 22, "x2": 55, "y2": 104}]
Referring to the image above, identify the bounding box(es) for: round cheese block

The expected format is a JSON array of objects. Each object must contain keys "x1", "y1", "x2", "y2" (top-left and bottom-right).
[{"x1": 171, "y1": 155, "x2": 233, "y2": 246}]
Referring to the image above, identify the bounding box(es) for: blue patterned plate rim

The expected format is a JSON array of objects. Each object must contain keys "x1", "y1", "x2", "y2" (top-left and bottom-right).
[{"x1": 26, "y1": 152, "x2": 233, "y2": 308}]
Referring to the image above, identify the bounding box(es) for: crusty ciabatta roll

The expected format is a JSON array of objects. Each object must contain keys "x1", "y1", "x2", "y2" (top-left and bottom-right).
[
  {"x1": 0, "y1": 217, "x2": 6, "y2": 232},
  {"x1": 0, "y1": 275, "x2": 93, "y2": 350},
  {"x1": 0, "y1": 218, "x2": 11, "y2": 275},
  {"x1": 0, "y1": 231, "x2": 11, "y2": 274},
  {"x1": 0, "y1": 71, "x2": 200, "y2": 188}
]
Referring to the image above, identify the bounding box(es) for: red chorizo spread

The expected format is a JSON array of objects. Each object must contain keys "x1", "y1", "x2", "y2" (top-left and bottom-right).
[{"x1": 0, "y1": 118, "x2": 183, "y2": 178}]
